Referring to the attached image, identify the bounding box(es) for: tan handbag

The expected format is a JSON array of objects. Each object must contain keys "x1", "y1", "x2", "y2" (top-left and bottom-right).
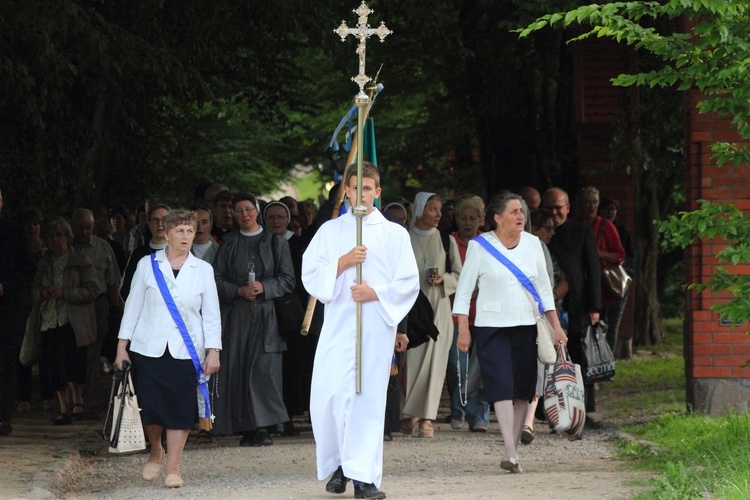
[
  {"x1": 103, "y1": 361, "x2": 146, "y2": 454},
  {"x1": 524, "y1": 289, "x2": 556, "y2": 364}
]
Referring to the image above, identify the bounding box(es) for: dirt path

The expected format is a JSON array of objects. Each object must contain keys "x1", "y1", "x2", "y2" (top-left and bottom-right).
[{"x1": 48, "y1": 418, "x2": 653, "y2": 499}]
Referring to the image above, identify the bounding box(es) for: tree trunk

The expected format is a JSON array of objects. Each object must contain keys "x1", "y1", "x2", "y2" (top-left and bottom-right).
[{"x1": 633, "y1": 151, "x2": 664, "y2": 346}]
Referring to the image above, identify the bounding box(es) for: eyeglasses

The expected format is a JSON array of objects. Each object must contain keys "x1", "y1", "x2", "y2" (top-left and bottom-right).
[
  {"x1": 234, "y1": 207, "x2": 257, "y2": 216},
  {"x1": 149, "y1": 217, "x2": 165, "y2": 226},
  {"x1": 265, "y1": 215, "x2": 288, "y2": 221}
]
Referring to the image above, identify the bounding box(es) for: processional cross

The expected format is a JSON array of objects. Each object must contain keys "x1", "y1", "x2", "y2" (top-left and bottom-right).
[
  {"x1": 334, "y1": 2, "x2": 392, "y2": 99},
  {"x1": 333, "y1": 2, "x2": 391, "y2": 394}
]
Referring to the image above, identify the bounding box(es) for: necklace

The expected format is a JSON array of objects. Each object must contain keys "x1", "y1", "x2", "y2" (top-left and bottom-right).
[{"x1": 167, "y1": 250, "x2": 189, "y2": 269}]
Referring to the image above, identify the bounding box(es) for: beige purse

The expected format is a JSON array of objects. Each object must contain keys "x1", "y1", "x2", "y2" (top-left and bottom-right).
[
  {"x1": 524, "y1": 289, "x2": 556, "y2": 364},
  {"x1": 103, "y1": 361, "x2": 146, "y2": 454}
]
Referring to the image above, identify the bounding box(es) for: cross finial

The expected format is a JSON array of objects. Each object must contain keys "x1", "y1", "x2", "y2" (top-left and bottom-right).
[{"x1": 333, "y1": 1, "x2": 392, "y2": 99}]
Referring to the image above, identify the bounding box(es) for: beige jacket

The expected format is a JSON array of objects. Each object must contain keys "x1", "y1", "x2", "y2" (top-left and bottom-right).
[{"x1": 32, "y1": 247, "x2": 98, "y2": 348}]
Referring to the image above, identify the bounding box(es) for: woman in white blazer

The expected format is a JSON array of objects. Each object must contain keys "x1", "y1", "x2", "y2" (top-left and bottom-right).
[
  {"x1": 453, "y1": 192, "x2": 566, "y2": 474},
  {"x1": 116, "y1": 209, "x2": 221, "y2": 489}
]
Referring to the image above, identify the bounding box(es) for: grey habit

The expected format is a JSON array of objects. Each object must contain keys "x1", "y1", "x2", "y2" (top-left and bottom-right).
[{"x1": 211, "y1": 229, "x2": 294, "y2": 435}]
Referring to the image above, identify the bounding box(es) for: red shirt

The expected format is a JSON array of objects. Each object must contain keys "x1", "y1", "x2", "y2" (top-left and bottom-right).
[{"x1": 450, "y1": 231, "x2": 479, "y2": 325}]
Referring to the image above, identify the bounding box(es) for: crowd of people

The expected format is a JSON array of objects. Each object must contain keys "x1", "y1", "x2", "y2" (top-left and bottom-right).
[{"x1": 0, "y1": 176, "x2": 632, "y2": 495}]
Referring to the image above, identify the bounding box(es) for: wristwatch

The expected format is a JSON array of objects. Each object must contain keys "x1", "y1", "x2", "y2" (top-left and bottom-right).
[{"x1": 209, "y1": 348, "x2": 221, "y2": 353}]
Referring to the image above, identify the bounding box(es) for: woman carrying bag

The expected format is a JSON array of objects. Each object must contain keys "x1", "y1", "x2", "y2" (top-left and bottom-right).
[
  {"x1": 115, "y1": 209, "x2": 221, "y2": 489},
  {"x1": 453, "y1": 193, "x2": 566, "y2": 474}
]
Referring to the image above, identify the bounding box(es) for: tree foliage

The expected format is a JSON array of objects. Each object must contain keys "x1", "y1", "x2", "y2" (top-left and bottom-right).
[
  {"x1": 520, "y1": 0, "x2": 750, "y2": 332},
  {"x1": 1, "y1": 0, "x2": 602, "y2": 219}
]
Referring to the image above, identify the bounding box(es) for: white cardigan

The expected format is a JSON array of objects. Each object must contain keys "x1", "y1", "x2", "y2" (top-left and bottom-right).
[
  {"x1": 118, "y1": 250, "x2": 222, "y2": 359},
  {"x1": 452, "y1": 231, "x2": 555, "y2": 328}
]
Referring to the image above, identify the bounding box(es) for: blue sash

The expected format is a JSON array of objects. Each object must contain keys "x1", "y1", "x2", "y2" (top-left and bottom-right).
[
  {"x1": 473, "y1": 234, "x2": 545, "y2": 316},
  {"x1": 150, "y1": 254, "x2": 211, "y2": 421}
]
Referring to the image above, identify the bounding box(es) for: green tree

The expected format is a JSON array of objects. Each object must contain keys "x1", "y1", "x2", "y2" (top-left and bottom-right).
[{"x1": 519, "y1": 1, "x2": 750, "y2": 340}]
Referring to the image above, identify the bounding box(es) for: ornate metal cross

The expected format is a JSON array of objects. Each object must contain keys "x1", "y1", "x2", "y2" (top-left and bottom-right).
[{"x1": 334, "y1": 1, "x2": 392, "y2": 99}]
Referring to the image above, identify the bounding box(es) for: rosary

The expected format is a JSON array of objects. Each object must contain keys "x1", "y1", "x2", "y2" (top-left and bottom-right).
[{"x1": 456, "y1": 346, "x2": 469, "y2": 407}]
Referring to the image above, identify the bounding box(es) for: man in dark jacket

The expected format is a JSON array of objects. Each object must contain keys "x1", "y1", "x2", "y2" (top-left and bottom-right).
[{"x1": 543, "y1": 187, "x2": 601, "y2": 412}]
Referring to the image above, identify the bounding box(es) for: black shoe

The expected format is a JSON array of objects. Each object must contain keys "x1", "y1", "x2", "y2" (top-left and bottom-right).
[
  {"x1": 383, "y1": 431, "x2": 393, "y2": 442},
  {"x1": 0, "y1": 422, "x2": 11, "y2": 436},
  {"x1": 239, "y1": 431, "x2": 256, "y2": 447},
  {"x1": 254, "y1": 428, "x2": 273, "y2": 446},
  {"x1": 268, "y1": 423, "x2": 284, "y2": 436},
  {"x1": 52, "y1": 413, "x2": 72, "y2": 425},
  {"x1": 325, "y1": 466, "x2": 349, "y2": 494},
  {"x1": 354, "y1": 483, "x2": 386, "y2": 499},
  {"x1": 284, "y1": 420, "x2": 300, "y2": 436}
]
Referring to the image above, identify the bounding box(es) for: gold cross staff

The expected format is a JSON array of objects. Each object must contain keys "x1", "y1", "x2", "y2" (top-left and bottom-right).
[
  {"x1": 334, "y1": 1, "x2": 392, "y2": 99},
  {"x1": 333, "y1": 1, "x2": 392, "y2": 394}
]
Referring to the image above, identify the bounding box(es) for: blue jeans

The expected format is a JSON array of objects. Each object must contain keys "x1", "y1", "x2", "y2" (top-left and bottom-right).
[{"x1": 447, "y1": 324, "x2": 489, "y2": 426}]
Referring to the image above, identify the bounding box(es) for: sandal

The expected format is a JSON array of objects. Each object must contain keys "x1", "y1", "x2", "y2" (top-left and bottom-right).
[
  {"x1": 53, "y1": 413, "x2": 72, "y2": 426},
  {"x1": 195, "y1": 429, "x2": 212, "y2": 444},
  {"x1": 399, "y1": 418, "x2": 416, "y2": 436},
  {"x1": 521, "y1": 425, "x2": 535, "y2": 445}
]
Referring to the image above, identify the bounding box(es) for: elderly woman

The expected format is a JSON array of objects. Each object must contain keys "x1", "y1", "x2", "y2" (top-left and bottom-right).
[
  {"x1": 576, "y1": 187, "x2": 626, "y2": 367},
  {"x1": 115, "y1": 209, "x2": 221, "y2": 489},
  {"x1": 453, "y1": 193, "x2": 567, "y2": 473},
  {"x1": 212, "y1": 193, "x2": 294, "y2": 447},
  {"x1": 32, "y1": 217, "x2": 98, "y2": 425},
  {"x1": 446, "y1": 195, "x2": 490, "y2": 432},
  {"x1": 598, "y1": 195, "x2": 634, "y2": 357},
  {"x1": 401, "y1": 192, "x2": 462, "y2": 438}
]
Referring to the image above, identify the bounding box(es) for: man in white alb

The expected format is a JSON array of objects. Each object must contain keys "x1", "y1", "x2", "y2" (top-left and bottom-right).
[{"x1": 302, "y1": 162, "x2": 419, "y2": 499}]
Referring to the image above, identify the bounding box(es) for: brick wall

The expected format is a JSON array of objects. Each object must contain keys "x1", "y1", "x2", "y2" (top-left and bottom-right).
[
  {"x1": 573, "y1": 19, "x2": 750, "y2": 415},
  {"x1": 684, "y1": 90, "x2": 750, "y2": 414}
]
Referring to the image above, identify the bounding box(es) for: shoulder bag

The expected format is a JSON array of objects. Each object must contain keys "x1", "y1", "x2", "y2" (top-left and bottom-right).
[
  {"x1": 473, "y1": 235, "x2": 557, "y2": 364},
  {"x1": 543, "y1": 343, "x2": 586, "y2": 441},
  {"x1": 102, "y1": 360, "x2": 146, "y2": 453},
  {"x1": 596, "y1": 222, "x2": 632, "y2": 298}
]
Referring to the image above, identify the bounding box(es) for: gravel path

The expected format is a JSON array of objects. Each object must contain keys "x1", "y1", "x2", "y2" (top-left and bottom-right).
[{"x1": 54, "y1": 418, "x2": 653, "y2": 499}]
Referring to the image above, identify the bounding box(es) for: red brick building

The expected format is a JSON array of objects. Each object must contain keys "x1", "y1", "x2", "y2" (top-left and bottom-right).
[{"x1": 573, "y1": 33, "x2": 750, "y2": 415}]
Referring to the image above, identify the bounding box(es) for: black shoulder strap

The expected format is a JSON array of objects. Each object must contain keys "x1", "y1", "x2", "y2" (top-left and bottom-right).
[{"x1": 440, "y1": 230, "x2": 451, "y2": 274}]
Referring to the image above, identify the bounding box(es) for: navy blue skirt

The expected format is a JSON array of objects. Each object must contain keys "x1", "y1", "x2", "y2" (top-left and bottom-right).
[
  {"x1": 473, "y1": 324, "x2": 537, "y2": 403},
  {"x1": 132, "y1": 347, "x2": 197, "y2": 429}
]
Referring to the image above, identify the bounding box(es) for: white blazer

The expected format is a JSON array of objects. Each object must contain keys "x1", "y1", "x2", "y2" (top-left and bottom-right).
[
  {"x1": 118, "y1": 249, "x2": 221, "y2": 359},
  {"x1": 453, "y1": 231, "x2": 555, "y2": 328}
]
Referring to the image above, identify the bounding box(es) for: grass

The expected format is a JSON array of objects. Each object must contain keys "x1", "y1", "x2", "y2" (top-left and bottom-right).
[
  {"x1": 598, "y1": 317, "x2": 686, "y2": 422},
  {"x1": 602, "y1": 318, "x2": 750, "y2": 499},
  {"x1": 620, "y1": 412, "x2": 750, "y2": 499}
]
